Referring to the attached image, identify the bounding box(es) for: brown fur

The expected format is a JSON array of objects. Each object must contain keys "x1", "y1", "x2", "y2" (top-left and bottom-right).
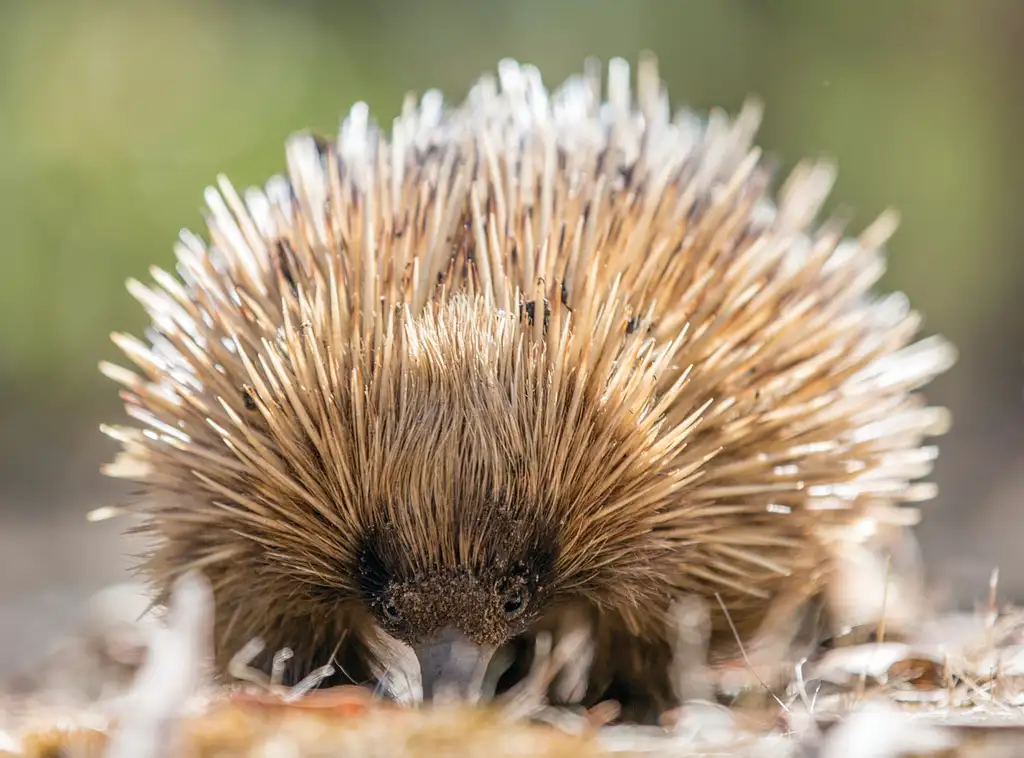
[{"x1": 100, "y1": 56, "x2": 955, "y2": 720}]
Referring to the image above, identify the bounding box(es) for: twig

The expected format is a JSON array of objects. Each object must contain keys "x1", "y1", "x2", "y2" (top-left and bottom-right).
[
  {"x1": 714, "y1": 593, "x2": 790, "y2": 714},
  {"x1": 104, "y1": 571, "x2": 212, "y2": 758},
  {"x1": 857, "y1": 552, "x2": 892, "y2": 700},
  {"x1": 669, "y1": 596, "x2": 714, "y2": 704}
]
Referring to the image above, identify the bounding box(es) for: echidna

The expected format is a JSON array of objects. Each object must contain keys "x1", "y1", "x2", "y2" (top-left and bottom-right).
[{"x1": 100, "y1": 56, "x2": 956, "y2": 720}]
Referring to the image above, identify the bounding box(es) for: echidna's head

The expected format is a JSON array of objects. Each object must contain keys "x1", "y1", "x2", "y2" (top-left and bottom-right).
[
  {"x1": 358, "y1": 521, "x2": 557, "y2": 699},
  {"x1": 339, "y1": 295, "x2": 666, "y2": 699}
]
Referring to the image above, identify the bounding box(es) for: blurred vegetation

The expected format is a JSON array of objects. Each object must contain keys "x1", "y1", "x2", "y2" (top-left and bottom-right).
[{"x1": 0, "y1": 0, "x2": 1021, "y2": 435}]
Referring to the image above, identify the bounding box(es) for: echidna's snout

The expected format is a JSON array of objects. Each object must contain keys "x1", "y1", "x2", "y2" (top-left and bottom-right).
[{"x1": 414, "y1": 626, "x2": 495, "y2": 703}]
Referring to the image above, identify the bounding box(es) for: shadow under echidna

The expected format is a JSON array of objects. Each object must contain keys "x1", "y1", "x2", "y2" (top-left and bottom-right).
[{"x1": 98, "y1": 55, "x2": 956, "y2": 724}]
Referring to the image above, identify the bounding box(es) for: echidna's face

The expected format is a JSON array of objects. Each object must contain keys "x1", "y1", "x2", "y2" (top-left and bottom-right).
[
  {"x1": 356, "y1": 506, "x2": 560, "y2": 700},
  {"x1": 375, "y1": 571, "x2": 531, "y2": 700}
]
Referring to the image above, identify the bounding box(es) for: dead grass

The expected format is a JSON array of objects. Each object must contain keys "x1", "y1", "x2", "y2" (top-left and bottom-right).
[{"x1": 7, "y1": 569, "x2": 1024, "y2": 757}]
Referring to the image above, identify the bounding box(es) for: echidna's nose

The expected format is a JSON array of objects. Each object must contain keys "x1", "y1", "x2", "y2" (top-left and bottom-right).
[{"x1": 413, "y1": 626, "x2": 495, "y2": 703}]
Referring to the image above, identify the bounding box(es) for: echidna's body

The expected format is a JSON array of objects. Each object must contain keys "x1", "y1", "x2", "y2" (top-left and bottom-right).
[{"x1": 102, "y1": 58, "x2": 954, "y2": 719}]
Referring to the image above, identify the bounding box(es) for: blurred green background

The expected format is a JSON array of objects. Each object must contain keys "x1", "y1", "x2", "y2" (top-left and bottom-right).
[{"x1": 2, "y1": 0, "x2": 1023, "y2": 668}]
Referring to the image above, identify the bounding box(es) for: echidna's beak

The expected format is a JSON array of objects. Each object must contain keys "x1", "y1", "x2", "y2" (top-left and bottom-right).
[{"x1": 413, "y1": 627, "x2": 495, "y2": 703}]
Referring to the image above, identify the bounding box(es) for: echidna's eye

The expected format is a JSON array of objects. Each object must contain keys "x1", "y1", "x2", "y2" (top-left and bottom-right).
[
  {"x1": 502, "y1": 587, "x2": 527, "y2": 620},
  {"x1": 383, "y1": 599, "x2": 401, "y2": 622}
]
